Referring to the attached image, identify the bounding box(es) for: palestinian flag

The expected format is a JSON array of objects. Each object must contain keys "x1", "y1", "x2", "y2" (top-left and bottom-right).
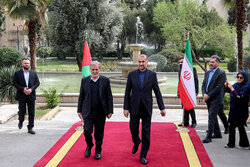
[
  {"x1": 178, "y1": 40, "x2": 197, "y2": 110},
  {"x1": 81, "y1": 40, "x2": 92, "y2": 76}
]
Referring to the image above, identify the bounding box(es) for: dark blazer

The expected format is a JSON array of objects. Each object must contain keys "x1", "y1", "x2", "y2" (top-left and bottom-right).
[
  {"x1": 77, "y1": 75, "x2": 113, "y2": 119},
  {"x1": 124, "y1": 69, "x2": 165, "y2": 116},
  {"x1": 13, "y1": 69, "x2": 40, "y2": 101},
  {"x1": 202, "y1": 68, "x2": 226, "y2": 104},
  {"x1": 178, "y1": 67, "x2": 199, "y2": 95}
]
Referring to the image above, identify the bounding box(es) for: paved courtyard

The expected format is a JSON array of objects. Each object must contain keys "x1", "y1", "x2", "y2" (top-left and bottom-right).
[{"x1": 0, "y1": 107, "x2": 249, "y2": 167}]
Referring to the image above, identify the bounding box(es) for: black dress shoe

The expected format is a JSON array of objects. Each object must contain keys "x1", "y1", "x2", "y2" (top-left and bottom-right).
[
  {"x1": 224, "y1": 144, "x2": 234, "y2": 148},
  {"x1": 178, "y1": 123, "x2": 189, "y2": 127},
  {"x1": 202, "y1": 137, "x2": 212, "y2": 143},
  {"x1": 27, "y1": 129, "x2": 35, "y2": 134},
  {"x1": 85, "y1": 146, "x2": 92, "y2": 157},
  {"x1": 178, "y1": 123, "x2": 183, "y2": 127},
  {"x1": 18, "y1": 121, "x2": 23, "y2": 129},
  {"x1": 191, "y1": 123, "x2": 197, "y2": 128},
  {"x1": 224, "y1": 127, "x2": 229, "y2": 134},
  {"x1": 211, "y1": 134, "x2": 222, "y2": 139},
  {"x1": 140, "y1": 157, "x2": 148, "y2": 165},
  {"x1": 132, "y1": 140, "x2": 141, "y2": 154},
  {"x1": 94, "y1": 153, "x2": 101, "y2": 160}
]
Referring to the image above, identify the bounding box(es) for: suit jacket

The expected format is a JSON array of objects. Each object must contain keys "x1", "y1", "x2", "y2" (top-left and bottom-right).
[
  {"x1": 77, "y1": 75, "x2": 113, "y2": 119},
  {"x1": 202, "y1": 68, "x2": 226, "y2": 104},
  {"x1": 13, "y1": 69, "x2": 40, "y2": 101},
  {"x1": 123, "y1": 69, "x2": 165, "y2": 116},
  {"x1": 178, "y1": 67, "x2": 199, "y2": 95}
]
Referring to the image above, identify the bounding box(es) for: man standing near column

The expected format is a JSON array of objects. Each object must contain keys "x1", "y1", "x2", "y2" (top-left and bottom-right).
[
  {"x1": 202, "y1": 55, "x2": 226, "y2": 143},
  {"x1": 123, "y1": 54, "x2": 166, "y2": 165},
  {"x1": 77, "y1": 61, "x2": 113, "y2": 160},
  {"x1": 13, "y1": 58, "x2": 40, "y2": 134}
]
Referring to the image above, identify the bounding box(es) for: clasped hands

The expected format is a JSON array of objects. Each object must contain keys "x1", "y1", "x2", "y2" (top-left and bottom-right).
[
  {"x1": 23, "y1": 87, "x2": 32, "y2": 95},
  {"x1": 224, "y1": 81, "x2": 234, "y2": 91},
  {"x1": 123, "y1": 109, "x2": 166, "y2": 118}
]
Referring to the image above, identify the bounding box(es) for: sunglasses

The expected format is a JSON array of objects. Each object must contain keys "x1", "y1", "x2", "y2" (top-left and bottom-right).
[{"x1": 237, "y1": 76, "x2": 244, "y2": 79}]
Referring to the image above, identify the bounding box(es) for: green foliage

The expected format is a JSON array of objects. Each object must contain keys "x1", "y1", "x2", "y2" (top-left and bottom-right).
[
  {"x1": 0, "y1": 47, "x2": 23, "y2": 68},
  {"x1": 148, "y1": 54, "x2": 167, "y2": 72},
  {"x1": 0, "y1": 66, "x2": 18, "y2": 103},
  {"x1": 158, "y1": 48, "x2": 183, "y2": 72},
  {"x1": 223, "y1": 93, "x2": 230, "y2": 110},
  {"x1": 243, "y1": 52, "x2": 250, "y2": 71},
  {"x1": 47, "y1": 0, "x2": 123, "y2": 57},
  {"x1": 227, "y1": 57, "x2": 237, "y2": 72},
  {"x1": 153, "y1": 0, "x2": 235, "y2": 59},
  {"x1": 41, "y1": 85, "x2": 68, "y2": 108},
  {"x1": 36, "y1": 47, "x2": 52, "y2": 59},
  {"x1": 0, "y1": 8, "x2": 5, "y2": 36}
]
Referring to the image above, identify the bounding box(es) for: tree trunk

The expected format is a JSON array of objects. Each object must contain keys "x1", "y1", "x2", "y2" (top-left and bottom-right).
[
  {"x1": 76, "y1": 53, "x2": 82, "y2": 72},
  {"x1": 191, "y1": 48, "x2": 206, "y2": 72},
  {"x1": 236, "y1": 0, "x2": 244, "y2": 71},
  {"x1": 28, "y1": 20, "x2": 37, "y2": 71}
]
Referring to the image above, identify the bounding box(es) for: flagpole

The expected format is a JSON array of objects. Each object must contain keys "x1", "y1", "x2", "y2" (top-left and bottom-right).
[{"x1": 181, "y1": 31, "x2": 190, "y2": 127}]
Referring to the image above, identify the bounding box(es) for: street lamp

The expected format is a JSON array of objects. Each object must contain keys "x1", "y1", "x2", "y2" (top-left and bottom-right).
[{"x1": 13, "y1": 23, "x2": 23, "y2": 51}]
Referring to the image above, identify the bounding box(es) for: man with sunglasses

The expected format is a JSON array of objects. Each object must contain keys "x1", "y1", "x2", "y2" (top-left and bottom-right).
[{"x1": 202, "y1": 55, "x2": 226, "y2": 143}]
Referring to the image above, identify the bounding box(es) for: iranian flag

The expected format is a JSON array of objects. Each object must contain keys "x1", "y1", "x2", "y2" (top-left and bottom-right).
[
  {"x1": 81, "y1": 40, "x2": 92, "y2": 77},
  {"x1": 178, "y1": 40, "x2": 197, "y2": 110}
]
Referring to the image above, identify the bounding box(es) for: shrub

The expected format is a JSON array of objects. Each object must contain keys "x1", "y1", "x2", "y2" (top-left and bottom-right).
[
  {"x1": 142, "y1": 48, "x2": 157, "y2": 56},
  {"x1": 227, "y1": 57, "x2": 237, "y2": 72},
  {"x1": 41, "y1": 85, "x2": 68, "y2": 108},
  {"x1": 36, "y1": 47, "x2": 52, "y2": 59},
  {"x1": 159, "y1": 48, "x2": 183, "y2": 72},
  {"x1": 56, "y1": 52, "x2": 66, "y2": 60},
  {"x1": 0, "y1": 66, "x2": 18, "y2": 103},
  {"x1": 243, "y1": 52, "x2": 250, "y2": 71},
  {"x1": 223, "y1": 93, "x2": 230, "y2": 110},
  {"x1": 0, "y1": 47, "x2": 23, "y2": 68},
  {"x1": 148, "y1": 54, "x2": 167, "y2": 72}
]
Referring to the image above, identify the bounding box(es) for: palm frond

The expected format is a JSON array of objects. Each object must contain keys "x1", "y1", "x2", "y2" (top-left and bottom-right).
[{"x1": 0, "y1": 66, "x2": 18, "y2": 103}]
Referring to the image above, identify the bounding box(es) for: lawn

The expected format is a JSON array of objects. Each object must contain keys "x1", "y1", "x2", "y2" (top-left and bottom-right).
[
  {"x1": 37, "y1": 59, "x2": 229, "y2": 72},
  {"x1": 36, "y1": 59, "x2": 120, "y2": 72},
  {"x1": 193, "y1": 63, "x2": 228, "y2": 72}
]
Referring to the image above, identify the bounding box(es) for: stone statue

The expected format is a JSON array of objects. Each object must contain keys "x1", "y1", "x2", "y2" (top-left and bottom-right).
[{"x1": 136, "y1": 16, "x2": 144, "y2": 44}]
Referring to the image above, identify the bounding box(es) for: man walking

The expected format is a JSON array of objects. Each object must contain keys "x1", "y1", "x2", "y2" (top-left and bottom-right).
[
  {"x1": 13, "y1": 58, "x2": 40, "y2": 134},
  {"x1": 202, "y1": 55, "x2": 226, "y2": 143},
  {"x1": 177, "y1": 57, "x2": 198, "y2": 128},
  {"x1": 77, "y1": 61, "x2": 113, "y2": 160},
  {"x1": 123, "y1": 54, "x2": 166, "y2": 165}
]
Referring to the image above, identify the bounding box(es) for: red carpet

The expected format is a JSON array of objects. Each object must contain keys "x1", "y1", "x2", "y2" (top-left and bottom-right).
[{"x1": 34, "y1": 122, "x2": 213, "y2": 167}]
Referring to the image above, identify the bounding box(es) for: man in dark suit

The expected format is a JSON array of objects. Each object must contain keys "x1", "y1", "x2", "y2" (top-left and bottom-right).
[
  {"x1": 202, "y1": 55, "x2": 226, "y2": 143},
  {"x1": 177, "y1": 57, "x2": 199, "y2": 128},
  {"x1": 77, "y1": 61, "x2": 113, "y2": 160},
  {"x1": 123, "y1": 54, "x2": 166, "y2": 165},
  {"x1": 13, "y1": 58, "x2": 40, "y2": 134}
]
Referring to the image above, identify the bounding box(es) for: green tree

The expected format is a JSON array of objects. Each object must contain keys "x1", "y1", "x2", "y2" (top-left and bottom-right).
[
  {"x1": 222, "y1": 0, "x2": 248, "y2": 71},
  {"x1": 153, "y1": 0, "x2": 235, "y2": 71},
  {"x1": 142, "y1": 0, "x2": 166, "y2": 51},
  {"x1": 0, "y1": 7, "x2": 5, "y2": 37},
  {"x1": 46, "y1": 0, "x2": 123, "y2": 71},
  {"x1": 0, "y1": 0, "x2": 51, "y2": 71}
]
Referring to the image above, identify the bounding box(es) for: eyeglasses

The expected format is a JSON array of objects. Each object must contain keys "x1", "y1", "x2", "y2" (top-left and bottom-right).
[{"x1": 237, "y1": 76, "x2": 244, "y2": 79}]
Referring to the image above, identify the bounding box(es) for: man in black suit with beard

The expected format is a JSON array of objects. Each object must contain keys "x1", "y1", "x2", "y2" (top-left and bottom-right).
[
  {"x1": 202, "y1": 55, "x2": 226, "y2": 143},
  {"x1": 123, "y1": 54, "x2": 166, "y2": 165},
  {"x1": 13, "y1": 58, "x2": 40, "y2": 134},
  {"x1": 77, "y1": 61, "x2": 113, "y2": 160}
]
